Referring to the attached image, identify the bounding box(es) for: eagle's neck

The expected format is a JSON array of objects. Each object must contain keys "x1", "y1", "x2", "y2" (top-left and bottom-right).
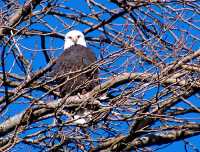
[{"x1": 64, "y1": 41, "x2": 87, "y2": 50}]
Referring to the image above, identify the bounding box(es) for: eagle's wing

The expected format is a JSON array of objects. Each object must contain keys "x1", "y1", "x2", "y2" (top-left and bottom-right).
[{"x1": 48, "y1": 45, "x2": 98, "y2": 96}]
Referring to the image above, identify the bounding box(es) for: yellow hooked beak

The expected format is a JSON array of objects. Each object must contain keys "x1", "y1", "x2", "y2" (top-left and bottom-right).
[{"x1": 72, "y1": 37, "x2": 78, "y2": 44}]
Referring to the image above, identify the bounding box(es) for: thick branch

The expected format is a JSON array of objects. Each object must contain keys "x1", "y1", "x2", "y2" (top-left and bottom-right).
[
  {"x1": 91, "y1": 124, "x2": 200, "y2": 151},
  {"x1": 124, "y1": 124, "x2": 200, "y2": 151}
]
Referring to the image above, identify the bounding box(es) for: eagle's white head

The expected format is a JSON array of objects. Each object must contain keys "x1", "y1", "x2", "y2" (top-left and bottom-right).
[{"x1": 64, "y1": 30, "x2": 87, "y2": 49}]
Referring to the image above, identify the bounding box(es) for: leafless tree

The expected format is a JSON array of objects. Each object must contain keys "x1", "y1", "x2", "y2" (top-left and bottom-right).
[{"x1": 0, "y1": 0, "x2": 200, "y2": 151}]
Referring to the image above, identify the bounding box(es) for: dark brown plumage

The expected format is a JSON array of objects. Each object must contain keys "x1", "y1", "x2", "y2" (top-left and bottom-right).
[{"x1": 49, "y1": 44, "x2": 98, "y2": 97}]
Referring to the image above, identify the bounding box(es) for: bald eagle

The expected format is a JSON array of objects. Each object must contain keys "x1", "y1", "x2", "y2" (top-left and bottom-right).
[{"x1": 49, "y1": 30, "x2": 98, "y2": 97}]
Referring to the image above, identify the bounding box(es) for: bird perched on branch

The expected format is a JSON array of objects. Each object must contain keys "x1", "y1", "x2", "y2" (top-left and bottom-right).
[{"x1": 47, "y1": 30, "x2": 99, "y2": 125}]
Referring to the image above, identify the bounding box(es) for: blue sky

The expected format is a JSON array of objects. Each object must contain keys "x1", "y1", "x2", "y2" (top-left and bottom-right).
[{"x1": 1, "y1": 0, "x2": 200, "y2": 151}]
